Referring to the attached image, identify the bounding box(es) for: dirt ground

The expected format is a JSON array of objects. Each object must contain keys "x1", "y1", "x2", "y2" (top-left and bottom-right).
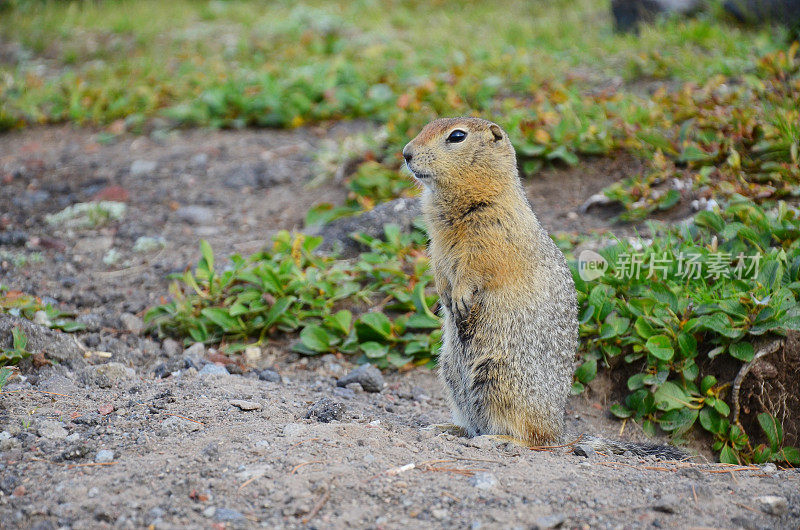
[{"x1": 1, "y1": 125, "x2": 798, "y2": 529}]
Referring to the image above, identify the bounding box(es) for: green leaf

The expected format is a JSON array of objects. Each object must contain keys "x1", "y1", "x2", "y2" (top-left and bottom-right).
[
  {"x1": 356, "y1": 312, "x2": 393, "y2": 341},
  {"x1": 781, "y1": 446, "x2": 800, "y2": 464},
  {"x1": 330, "y1": 310, "x2": 352, "y2": 335},
  {"x1": 571, "y1": 381, "x2": 585, "y2": 395},
  {"x1": 610, "y1": 403, "x2": 633, "y2": 418},
  {"x1": 387, "y1": 352, "x2": 412, "y2": 367},
  {"x1": 200, "y1": 308, "x2": 239, "y2": 332},
  {"x1": 677, "y1": 332, "x2": 697, "y2": 358},
  {"x1": 574, "y1": 358, "x2": 597, "y2": 384},
  {"x1": 406, "y1": 313, "x2": 441, "y2": 329},
  {"x1": 700, "y1": 375, "x2": 717, "y2": 395},
  {"x1": 646, "y1": 334, "x2": 674, "y2": 360},
  {"x1": 719, "y1": 444, "x2": 740, "y2": 464},
  {"x1": 299, "y1": 325, "x2": 331, "y2": 353},
  {"x1": 627, "y1": 373, "x2": 646, "y2": 390},
  {"x1": 264, "y1": 296, "x2": 294, "y2": 328},
  {"x1": 697, "y1": 313, "x2": 741, "y2": 338},
  {"x1": 634, "y1": 316, "x2": 656, "y2": 339},
  {"x1": 728, "y1": 342, "x2": 754, "y2": 362},
  {"x1": 712, "y1": 399, "x2": 730, "y2": 417},
  {"x1": 654, "y1": 381, "x2": 691, "y2": 411},
  {"x1": 11, "y1": 327, "x2": 27, "y2": 351},
  {"x1": 699, "y1": 407, "x2": 724, "y2": 434},
  {"x1": 0, "y1": 367, "x2": 11, "y2": 390},
  {"x1": 360, "y1": 341, "x2": 389, "y2": 359},
  {"x1": 758, "y1": 413, "x2": 783, "y2": 452},
  {"x1": 659, "y1": 408, "x2": 698, "y2": 433}
]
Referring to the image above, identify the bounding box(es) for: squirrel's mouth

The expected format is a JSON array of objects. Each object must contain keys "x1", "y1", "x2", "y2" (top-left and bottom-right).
[{"x1": 410, "y1": 170, "x2": 431, "y2": 180}]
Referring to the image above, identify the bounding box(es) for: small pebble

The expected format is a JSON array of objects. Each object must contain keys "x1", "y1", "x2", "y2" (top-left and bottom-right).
[
  {"x1": 755, "y1": 495, "x2": 788, "y2": 516},
  {"x1": 230, "y1": 400, "x2": 262, "y2": 411},
  {"x1": 95, "y1": 449, "x2": 115, "y2": 463},
  {"x1": 469, "y1": 472, "x2": 498, "y2": 490},
  {"x1": 258, "y1": 369, "x2": 281, "y2": 383}
]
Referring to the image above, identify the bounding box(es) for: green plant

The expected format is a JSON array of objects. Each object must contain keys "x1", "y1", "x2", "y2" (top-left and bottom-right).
[
  {"x1": 0, "y1": 286, "x2": 86, "y2": 332},
  {"x1": 1, "y1": 327, "x2": 30, "y2": 366},
  {"x1": 0, "y1": 367, "x2": 13, "y2": 391},
  {"x1": 146, "y1": 224, "x2": 440, "y2": 368},
  {"x1": 572, "y1": 198, "x2": 800, "y2": 463}
]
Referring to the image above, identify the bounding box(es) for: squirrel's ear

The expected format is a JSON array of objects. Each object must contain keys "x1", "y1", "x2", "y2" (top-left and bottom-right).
[{"x1": 489, "y1": 124, "x2": 503, "y2": 142}]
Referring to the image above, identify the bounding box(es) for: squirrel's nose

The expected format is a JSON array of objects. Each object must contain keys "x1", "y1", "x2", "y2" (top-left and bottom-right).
[{"x1": 402, "y1": 146, "x2": 413, "y2": 163}]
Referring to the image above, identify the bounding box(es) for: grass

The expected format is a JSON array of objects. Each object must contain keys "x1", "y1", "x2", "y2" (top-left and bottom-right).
[
  {"x1": 3, "y1": 0, "x2": 800, "y2": 462},
  {"x1": 0, "y1": 0, "x2": 786, "y2": 129}
]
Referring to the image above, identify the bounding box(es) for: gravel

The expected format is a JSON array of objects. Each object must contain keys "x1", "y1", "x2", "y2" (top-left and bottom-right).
[
  {"x1": 304, "y1": 397, "x2": 345, "y2": 423},
  {"x1": 336, "y1": 364, "x2": 385, "y2": 393}
]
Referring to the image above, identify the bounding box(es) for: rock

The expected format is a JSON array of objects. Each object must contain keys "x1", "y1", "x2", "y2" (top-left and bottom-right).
[
  {"x1": 761, "y1": 462, "x2": 778, "y2": 474},
  {"x1": 175, "y1": 205, "x2": 214, "y2": 225},
  {"x1": 198, "y1": 364, "x2": 229, "y2": 377},
  {"x1": 244, "y1": 345, "x2": 261, "y2": 363},
  {"x1": 93, "y1": 362, "x2": 136, "y2": 386},
  {"x1": 159, "y1": 415, "x2": 203, "y2": 434},
  {"x1": 76, "y1": 313, "x2": 103, "y2": 332},
  {"x1": 162, "y1": 338, "x2": 181, "y2": 357},
  {"x1": 611, "y1": 0, "x2": 703, "y2": 32},
  {"x1": 755, "y1": 495, "x2": 788, "y2": 516},
  {"x1": 332, "y1": 387, "x2": 355, "y2": 399},
  {"x1": 687, "y1": 482, "x2": 714, "y2": 502},
  {"x1": 58, "y1": 443, "x2": 92, "y2": 462},
  {"x1": 431, "y1": 508, "x2": 448, "y2": 520},
  {"x1": 37, "y1": 420, "x2": 68, "y2": 440},
  {"x1": 469, "y1": 472, "x2": 498, "y2": 490},
  {"x1": 308, "y1": 197, "x2": 421, "y2": 258},
  {"x1": 130, "y1": 159, "x2": 157, "y2": 176},
  {"x1": 183, "y1": 342, "x2": 205, "y2": 356},
  {"x1": 533, "y1": 514, "x2": 566, "y2": 529},
  {"x1": 651, "y1": 494, "x2": 679, "y2": 514},
  {"x1": 132, "y1": 236, "x2": 166, "y2": 253},
  {"x1": 120, "y1": 312, "x2": 144, "y2": 334},
  {"x1": 345, "y1": 382, "x2": 364, "y2": 393},
  {"x1": 258, "y1": 369, "x2": 281, "y2": 383},
  {"x1": 337, "y1": 364, "x2": 384, "y2": 393},
  {"x1": 190, "y1": 152, "x2": 209, "y2": 168},
  {"x1": 202, "y1": 506, "x2": 216, "y2": 518},
  {"x1": 74, "y1": 236, "x2": 115, "y2": 255},
  {"x1": 304, "y1": 397, "x2": 345, "y2": 423},
  {"x1": 13, "y1": 190, "x2": 50, "y2": 209},
  {"x1": 94, "y1": 449, "x2": 115, "y2": 463},
  {"x1": 33, "y1": 310, "x2": 51, "y2": 327},
  {"x1": 222, "y1": 161, "x2": 265, "y2": 189},
  {"x1": 573, "y1": 444, "x2": 596, "y2": 458},
  {"x1": 215, "y1": 508, "x2": 246, "y2": 522},
  {"x1": 230, "y1": 400, "x2": 262, "y2": 411},
  {"x1": 225, "y1": 363, "x2": 243, "y2": 375},
  {"x1": 153, "y1": 363, "x2": 170, "y2": 379},
  {"x1": 0, "y1": 315, "x2": 83, "y2": 367},
  {"x1": 0, "y1": 230, "x2": 28, "y2": 247},
  {"x1": 724, "y1": 0, "x2": 800, "y2": 28},
  {"x1": 411, "y1": 386, "x2": 430, "y2": 402},
  {"x1": 0, "y1": 475, "x2": 18, "y2": 495}
]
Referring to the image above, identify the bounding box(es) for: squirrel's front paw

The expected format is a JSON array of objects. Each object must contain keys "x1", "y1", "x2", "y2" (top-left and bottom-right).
[{"x1": 450, "y1": 285, "x2": 478, "y2": 324}]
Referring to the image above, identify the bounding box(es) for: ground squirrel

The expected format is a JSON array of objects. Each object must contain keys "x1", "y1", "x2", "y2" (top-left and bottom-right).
[{"x1": 403, "y1": 117, "x2": 684, "y2": 459}]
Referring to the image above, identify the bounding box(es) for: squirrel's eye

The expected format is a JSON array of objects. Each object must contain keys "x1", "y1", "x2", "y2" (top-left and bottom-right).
[{"x1": 446, "y1": 129, "x2": 467, "y2": 143}]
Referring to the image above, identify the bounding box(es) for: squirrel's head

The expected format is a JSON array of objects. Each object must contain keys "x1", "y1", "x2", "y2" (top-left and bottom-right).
[{"x1": 402, "y1": 117, "x2": 518, "y2": 195}]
